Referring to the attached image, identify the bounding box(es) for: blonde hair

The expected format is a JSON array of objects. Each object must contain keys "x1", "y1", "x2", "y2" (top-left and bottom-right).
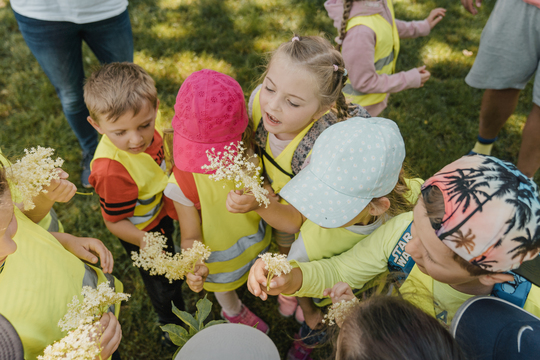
[
  {"x1": 367, "y1": 168, "x2": 416, "y2": 222},
  {"x1": 263, "y1": 35, "x2": 350, "y2": 120},
  {"x1": 336, "y1": 0, "x2": 360, "y2": 52},
  {"x1": 84, "y1": 62, "x2": 158, "y2": 123}
]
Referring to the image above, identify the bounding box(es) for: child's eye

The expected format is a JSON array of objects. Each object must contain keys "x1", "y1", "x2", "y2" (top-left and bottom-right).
[
  {"x1": 265, "y1": 86, "x2": 275, "y2": 93},
  {"x1": 288, "y1": 100, "x2": 299, "y2": 107},
  {"x1": 141, "y1": 123, "x2": 151, "y2": 129},
  {"x1": 115, "y1": 131, "x2": 125, "y2": 136}
]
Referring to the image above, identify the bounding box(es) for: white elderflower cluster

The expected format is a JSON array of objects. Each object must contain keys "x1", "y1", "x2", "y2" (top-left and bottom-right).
[
  {"x1": 201, "y1": 141, "x2": 270, "y2": 207},
  {"x1": 131, "y1": 232, "x2": 211, "y2": 283},
  {"x1": 58, "y1": 282, "x2": 130, "y2": 332},
  {"x1": 322, "y1": 297, "x2": 360, "y2": 326},
  {"x1": 8, "y1": 146, "x2": 64, "y2": 210},
  {"x1": 39, "y1": 318, "x2": 101, "y2": 360},
  {"x1": 258, "y1": 253, "x2": 292, "y2": 291}
]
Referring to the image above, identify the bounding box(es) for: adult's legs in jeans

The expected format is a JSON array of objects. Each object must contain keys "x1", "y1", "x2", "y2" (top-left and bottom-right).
[
  {"x1": 517, "y1": 104, "x2": 540, "y2": 177},
  {"x1": 81, "y1": 10, "x2": 133, "y2": 65},
  {"x1": 13, "y1": 11, "x2": 98, "y2": 155}
]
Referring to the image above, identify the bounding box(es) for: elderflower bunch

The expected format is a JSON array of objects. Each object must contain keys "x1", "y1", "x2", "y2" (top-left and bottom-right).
[
  {"x1": 322, "y1": 297, "x2": 360, "y2": 326},
  {"x1": 39, "y1": 318, "x2": 101, "y2": 360},
  {"x1": 58, "y1": 282, "x2": 130, "y2": 332},
  {"x1": 258, "y1": 253, "x2": 292, "y2": 291},
  {"x1": 8, "y1": 146, "x2": 64, "y2": 210},
  {"x1": 131, "y1": 232, "x2": 211, "y2": 283},
  {"x1": 201, "y1": 141, "x2": 270, "y2": 208}
]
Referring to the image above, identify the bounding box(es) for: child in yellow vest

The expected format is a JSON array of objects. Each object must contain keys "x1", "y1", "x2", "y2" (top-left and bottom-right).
[
  {"x1": 248, "y1": 34, "x2": 371, "y2": 318},
  {"x1": 229, "y1": 117, "x2": 422, "y2": 358},
  {"x1": 163, "y1": 69, "x2": 272, "y2": 333},
  {"x1": 326, "y1": 0, "x2": 445, "y2": 115},
  {"x1": 85, "y1": 63, "x2": 185, "y2": 338},
  {"x1": 0, "y1": 165, "x2": 122, "y2": 360},
  {"x1": 248, "y1": 155, "x2": 540, "y2": 331}
]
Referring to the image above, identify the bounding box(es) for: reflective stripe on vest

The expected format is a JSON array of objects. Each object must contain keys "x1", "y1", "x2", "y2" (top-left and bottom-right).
[
  {"x1": 91, "y1": 121, "x2": 168, "y2": 230},
  {"x1": 193, "y1": 173, "x2": 272, "y2": 292},
  {"x1": 342, "y1": 0, "x2": 400, "y2": 107}
]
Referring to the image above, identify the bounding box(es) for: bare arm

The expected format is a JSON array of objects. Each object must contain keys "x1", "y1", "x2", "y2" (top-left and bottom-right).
[
  {"x1": 226, "y1": 190, "x2": 305, "y2": 234},
  {"x1": 174, "y1": 200, "x2": 208, "y2": 292},
  {"x1": 104, "y1": 219, "x2": 146, "y2": 248}
]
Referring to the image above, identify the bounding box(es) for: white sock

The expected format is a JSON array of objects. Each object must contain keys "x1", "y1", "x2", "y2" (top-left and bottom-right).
[{"x1": 214, "y1": 290, "x2": 242, "y2": 317}]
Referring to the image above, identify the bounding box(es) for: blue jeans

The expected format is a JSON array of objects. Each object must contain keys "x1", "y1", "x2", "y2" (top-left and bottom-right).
[{"x1": 13, "y1": 10, "x2": 134, "y2": 155}]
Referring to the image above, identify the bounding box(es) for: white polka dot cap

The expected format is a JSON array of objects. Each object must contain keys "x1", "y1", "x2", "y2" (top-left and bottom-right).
[{"x1": 280, "y1": 117, "x2": 405, "y2": 228}]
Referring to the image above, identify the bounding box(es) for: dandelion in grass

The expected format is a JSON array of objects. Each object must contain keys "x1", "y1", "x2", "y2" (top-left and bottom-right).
[
  {"x1": 322, "y1": 297, "x2": 360, "y2": 326},
  {"x1": 201, "y1": 141, "x2": 270, "y2": 207},
  {"x1": 58, "y1": 282, "x2": 130, "y2": 332},
  {"x1": 131, "y1": 232, "x2": 211, "y2": 283},
  {"x1": 8, "y1": 146, "x2": 64, "y2": 210},
  {"x1": 259, "y1": 253, "x2": 292, "y2": 291},
  {"x1": 39, "y1": 318, "x2": 101, "y2": 360}
]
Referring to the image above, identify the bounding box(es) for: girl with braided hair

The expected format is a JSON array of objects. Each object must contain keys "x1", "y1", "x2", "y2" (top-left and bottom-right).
[
  {"x1": 326, "y1": 0, "x2": 445, "y2": 116},
  {"x1": 241, "y1": 34, "x2": 370, "y2": 324}
]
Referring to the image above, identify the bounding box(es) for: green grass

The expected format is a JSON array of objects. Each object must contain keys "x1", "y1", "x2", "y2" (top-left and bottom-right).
[{"x1": 0, "y1": 0, "x2": 536, "y2": 359}]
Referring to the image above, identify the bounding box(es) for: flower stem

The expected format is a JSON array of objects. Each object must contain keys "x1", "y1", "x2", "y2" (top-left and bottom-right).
[{"x1": 76, "y1": 191, "x2": 93, "y2": 196}]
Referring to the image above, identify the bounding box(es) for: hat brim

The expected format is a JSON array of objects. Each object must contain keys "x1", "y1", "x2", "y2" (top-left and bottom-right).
[
  {"x1": 173, "y1": 128, "x2": 243, "y2": 174},
  {"x1": 451, "y1": 296, "x2": 540, "y2": 360},
  {"x1": 280, "y1": 167, "x2": 373, "y2": 228}
]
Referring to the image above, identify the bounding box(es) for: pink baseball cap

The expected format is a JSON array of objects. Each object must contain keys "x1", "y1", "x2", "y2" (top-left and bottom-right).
[{"x1": 172, "y1": 69, "x2": 248, "y2": 174}]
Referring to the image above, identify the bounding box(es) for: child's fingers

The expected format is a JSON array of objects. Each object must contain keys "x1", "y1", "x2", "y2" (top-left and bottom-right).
[{"x1": 99, "y1": 313, "x2": 122, "y2": 359}]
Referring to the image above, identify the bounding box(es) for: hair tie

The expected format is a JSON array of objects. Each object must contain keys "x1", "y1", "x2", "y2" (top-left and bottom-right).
[
  {"x1": 333, "y1": 64, "x2": 338, "y2": 72},
  {"x1": 343, "y1": 69, "x2": 348, "y2": 77},
  {"x1": 292, "y1": 36, "x2": 300, "y2": 42}
]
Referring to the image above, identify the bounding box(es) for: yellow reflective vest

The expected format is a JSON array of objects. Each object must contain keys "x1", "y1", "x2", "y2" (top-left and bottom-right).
[
  {"x1": 342, "y1": 0, "x2": 400, "y2": 107},
  {"x1": 91, "y1": 129, "x2": 169, "y2": 230},
  {"x1": 252, "y1": 88, "x2": 314, "y2": 196},
  {"x1": 0, "y1": 208, "x2": 122, "y2": 360},
  {"x1": 168, "y1": 172, "x2": 272, "y2": 292}
]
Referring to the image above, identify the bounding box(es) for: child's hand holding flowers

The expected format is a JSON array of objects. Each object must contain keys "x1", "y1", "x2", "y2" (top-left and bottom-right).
[
  {"x1": 186, "y1": 262, "x2": 209, "y2": 293},
  {"x1": 247, "y1": 255, "x2": 300, "y2": 300}
]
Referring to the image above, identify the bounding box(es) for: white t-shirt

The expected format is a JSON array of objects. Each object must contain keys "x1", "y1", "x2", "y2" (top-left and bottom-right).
[{"x1": 11, "y1": 0, "x2": 128, "y2": 24}]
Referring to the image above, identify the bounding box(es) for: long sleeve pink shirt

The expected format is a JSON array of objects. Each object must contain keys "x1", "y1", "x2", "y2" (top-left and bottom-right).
[{"x1": 325, "y1": 0, "x2": 431, "y2": 116}]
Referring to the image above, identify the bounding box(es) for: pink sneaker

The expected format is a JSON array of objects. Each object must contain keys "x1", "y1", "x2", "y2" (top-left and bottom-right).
[
  {"x1": 294, "y1": 305, "x2": 304, "y2": 324},
  {"x1": 278, "y1": 294, "x2": 298, "y2": 317},
  {"x1": 222, "y1": 304, "x2": 269, "y2": 334},
  {"x1": 286, "y1": 334, "x2": 314, "y2": 360}
]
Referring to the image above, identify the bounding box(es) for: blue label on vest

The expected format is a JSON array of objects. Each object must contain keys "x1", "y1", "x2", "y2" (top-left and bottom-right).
[
  {"x1": 387, "y1": 222, "x2": 415, "y2": 282},
  {"x1": 491, "y1": 271, "x2": 531, "y2": 308}
]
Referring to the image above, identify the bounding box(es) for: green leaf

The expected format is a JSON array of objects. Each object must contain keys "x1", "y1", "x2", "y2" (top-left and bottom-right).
[
  {"x1": 195, "y1": 295, "x2": 212, "y2": 328},
  {"x1": 203, "y1": 319, "x2": 227, "y2": 329},
  {"x1": 171, "y1": 302, "x2": 200, "y2": 332},
  {"x1": 160, "y1": 324, "x2": 189, "y2": 347}
]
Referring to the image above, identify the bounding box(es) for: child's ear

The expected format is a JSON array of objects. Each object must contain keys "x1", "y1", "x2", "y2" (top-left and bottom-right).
[
  {"x1": 478, "y1": 272, "x2": 515, "y2": 286},
  {"x1": 87, "y1": 116, "x2": 104, "y2": 135},
  {"x1": 369, "y1": 197, "x2": 391, "y2": 216}
]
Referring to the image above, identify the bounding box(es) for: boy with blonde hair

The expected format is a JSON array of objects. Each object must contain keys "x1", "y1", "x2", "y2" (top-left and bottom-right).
[{"x1": 84, "y1": 62, "x2": 184, "y2": 341}]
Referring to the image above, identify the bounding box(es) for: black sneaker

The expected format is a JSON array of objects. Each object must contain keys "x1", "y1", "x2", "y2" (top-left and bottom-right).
[{"x1": 81, "y1": 151, "x2": 94, "y2": 188}]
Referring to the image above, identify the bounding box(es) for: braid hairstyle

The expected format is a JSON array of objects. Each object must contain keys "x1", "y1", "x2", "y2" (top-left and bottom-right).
[
  {"x1": 335, "y1": 0, "x2": 356, "y2": 52},
  {"x1": 264, "y1": 34, "x2": 350, "y2": 121}
]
